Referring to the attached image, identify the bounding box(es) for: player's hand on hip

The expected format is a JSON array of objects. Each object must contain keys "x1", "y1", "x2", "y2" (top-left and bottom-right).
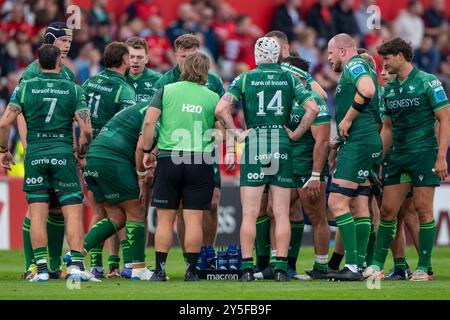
[
  {"x1": 143, "y1": 152, "x2": 156, "y2": 169},
  {"x1": 303, "y1": 173, "x2": 321, "y2": 200},
  {"x1": 434, "y1": 156, "x2": 448, "y2": 182},
  {"x1": 338, "y1": 118, "x2": 352, "y2": 139},
  {"x1": 283, "y1": 125, "x2": 298, "y2": 141},
  {"x1": 306, "y1": 179, "x2": 320, "y2": 200},
  {"x1": 0, "y1": 152, "x2": 15, "y2": 171}
]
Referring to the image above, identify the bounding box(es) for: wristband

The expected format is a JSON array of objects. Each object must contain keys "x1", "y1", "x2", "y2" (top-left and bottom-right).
[
  {"x1": 0, "y1": 148, "x2": 8, "y2": 154},
  {"x1": 351, "y1": 92, "x2": 371, "y2": 113},
  {"x1": 137, "y1": 170, "x2": 148, "y2": 177},
  {"x1": 77, "y1": 154, "x2": 85, "y2": 159},
  {"x1": 143, "y1": 148, "x2": 152, "y2": 154},
  {"x1": 303, "y1": 173, "x2": 320, "y2": 188}
]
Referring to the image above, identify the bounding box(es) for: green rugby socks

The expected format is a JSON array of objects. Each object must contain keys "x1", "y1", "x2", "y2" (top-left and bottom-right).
[
  {"x1": 126, "y1": 221, "x2": 145, "y2": 264},
  {"x1": 335, "y1": 213, "x2": 357, "y2": 266},
  {"x1": 22, "y1": 217, "x2": 35, "y2": 271},
  {"x1": 417, "y1": 220, "x2": 436, "y2": 272},
  {"x1": 287, "y1": 220, "x2": 304, "y2": 270},
  {"x1": 255, "y1": 215, "x2": 271, "y2": 269},
  {"x1": 372, "y1": 219, "x2": 397, "y2": 270},
  {"x1": 84, "y1": 218, "x2": 118, "y2": 252},
  {"x1": 46, "y1": 213, "x2": 65, "y2": 271},
  {"x1": 354, "y1": 217, "x2": 371, "y2": 268}
]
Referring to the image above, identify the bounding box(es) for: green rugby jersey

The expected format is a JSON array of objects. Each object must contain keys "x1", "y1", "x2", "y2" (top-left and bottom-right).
[
  {"x1": 9, "y1": 73, "x2": 87, "y2": 155},
  {"x1": 149, "y1": 81, "x2": 219, "y2": 153},
  {"x1": 228, "y1": 63, "x2": 312, "y2": 130},
  {"x1": 88, "y1": 102, "x2": 155, "y2": 164},
  {"x1": 335, "y1": 55, "x2": 380, "y2": 139},
  {"x1": 20, "y1": 60, "x2": 75, "y2": 83},
  {"x1": 155, "y1": 64, "x2": 225, "y2": 97},
  {"x1": 82, "y1": 69, "x2": 136, "y2": 138},
  {"x1": 383, "y1": 67, "x2": 449, "y2": 152},
  {"x1": 127, "y1": 67, "x2": 162, "y2": 102},
  {"x1": 289, "y1": 88, "x2": 331, "y2": 173}
]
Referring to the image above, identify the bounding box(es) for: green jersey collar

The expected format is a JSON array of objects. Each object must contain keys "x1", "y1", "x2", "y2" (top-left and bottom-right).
[
  {"x1": 172, "y1": 65, "x2": 181, "y2": 78},
  {"x1": 257, "y1": 63, "x2": 280, "y2": 70},
  {"x1": 128, "y1": 67, "x2": 150, "y2": 80},
  {"x1": 40, "y1": 72, "x2": 63, "y2": 79},
  {"x1": 104, "y1": 69, "x2": 126, "y2": 81},
  {"x1": 395, "y1": 67, "x2": 419, "y2": 86}
]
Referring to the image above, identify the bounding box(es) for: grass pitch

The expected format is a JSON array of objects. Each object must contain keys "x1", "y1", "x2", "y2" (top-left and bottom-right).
[{"x1": 1, "y1": 247, "x2": 450, "y2": 300}]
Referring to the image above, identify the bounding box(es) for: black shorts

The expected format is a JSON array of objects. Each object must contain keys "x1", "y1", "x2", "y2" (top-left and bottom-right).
[{"x1": 151, "y1": 156, "x2": 215, "y2": 210}]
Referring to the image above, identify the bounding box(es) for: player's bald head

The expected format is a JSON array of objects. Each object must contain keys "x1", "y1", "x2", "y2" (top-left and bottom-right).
[{"x1": 329, "y1": 33, "x2": 356, "y2": 49}]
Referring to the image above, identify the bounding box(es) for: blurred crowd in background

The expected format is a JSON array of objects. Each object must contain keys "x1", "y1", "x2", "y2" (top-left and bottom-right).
[{"x1": 1, "y1": 0, "x2": 450, "y2": 176}]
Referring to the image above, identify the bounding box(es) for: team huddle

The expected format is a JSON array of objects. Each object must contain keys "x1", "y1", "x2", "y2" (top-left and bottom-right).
[{"x1": 0, "y1": 20, "x2": 448, "y2": 284}]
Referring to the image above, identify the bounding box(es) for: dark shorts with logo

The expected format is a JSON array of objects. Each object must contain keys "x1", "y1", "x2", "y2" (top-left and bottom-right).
[{"x1": 151, "y1": 155, "x2": 214, "y2": 210}]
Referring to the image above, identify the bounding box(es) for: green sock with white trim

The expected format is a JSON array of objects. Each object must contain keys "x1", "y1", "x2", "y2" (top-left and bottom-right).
[
  {"x1": 417, "y1": 220, "x2": 436, "y2": 272},
  {"x1": 335, "y1": 213, "x2": 357, "y2": 266},
  {"x1": 46, "y1": 213, "x2": 65, "y2": 271},
  {"x1": 22, "y1": 217, "x2": 35, "y2": 271},
  {"x1": 84, "y1": 218, "x2": 118, "y2": 252},
  {"x1": 126, "y1": 221, "x2": 146, "y2": 264},
  {"x1": 354, "y1": 217, "x2": 371, "y2": 268},
  {"x1": 372, "y1": 219, "x2": 397, "y2": 270},
  {"x1": 89, "y1": 242, "x2": 104, "y2": 268}
]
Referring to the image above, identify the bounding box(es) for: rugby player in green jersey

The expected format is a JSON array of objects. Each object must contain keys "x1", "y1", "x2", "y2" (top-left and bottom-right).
[
  {"x1": 124, "y1": 37, "x2": 161, "y2": 277},
  {"x1": 326, "y1": 34, "x2": 382, "y2": 281},
  {"x1": 282, "y1": 56, "x2": 331, "y2": 280},
  {"x1": 215, "y1": 37, "x2": 319, "y2": 281},
  {"x1": 0, "y1": 45, "x2": 93, "y2": 282},
  {"x1": 253, "y1": 31, "x2": 329, "y2": 274},
  {"x1": 379, "y1": 66, "x2": 423, "y2": 280},
  {"x1": 327, "y1": 51, "x2": 382, "y2": 274},
  {"x1": 82, "y1": 102, "x2": 156, "y2": 281},
  {"x1": 18, "y1": 22, "x2": 75, "y2": 280},
  {"x1": 125, "y1": 37, "x2": 162, "y2": 103},
  {"x1": 364, "y1": 37, "x2": 450, "y2": 281},
  {"x1": 81, "y1": 42, "x2": 136, "y2": 279},
  {"x1": 155, "y1": 34, "x2": 225, "y2": 268}
]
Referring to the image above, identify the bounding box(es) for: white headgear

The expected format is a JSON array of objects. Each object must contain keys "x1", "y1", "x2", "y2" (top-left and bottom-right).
[{"x1": 254, "y1": 37, "x2": 280, "y2": 65}]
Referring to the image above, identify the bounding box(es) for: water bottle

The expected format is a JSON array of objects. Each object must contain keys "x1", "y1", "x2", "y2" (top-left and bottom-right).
[
  {"x1": 227, "y1": 244, "x2": 239, "y2": 271},
  {"x1": 217, "y1": 247, "x2": 228, "y2": 270},
  {"x1": 206, "y1": 245, "x2": 216, "y2": 270},
  {"x1": 237, "y1": 245, "x2": 242, "y2": 270},
  {"x1": 196, "y1": 246, "x2": 207, "y2": 270}
]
